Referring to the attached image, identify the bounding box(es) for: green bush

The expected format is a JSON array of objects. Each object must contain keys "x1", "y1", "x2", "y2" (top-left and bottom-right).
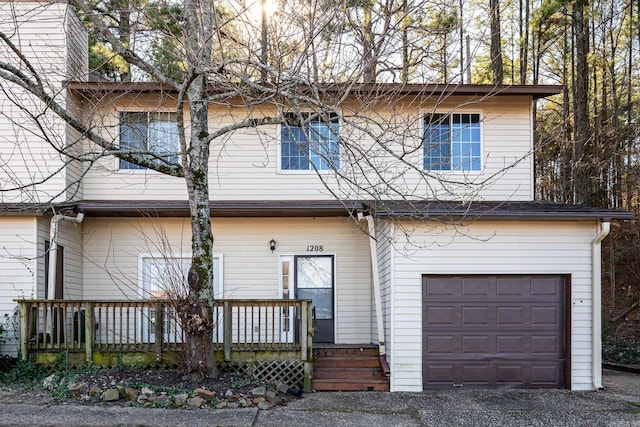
[
  {"x1": 603, "y1": 336, "x2": 640, "y2": 364},
  {"x1": 0, "y1": 358, "x2": 46, "y2": 385}
]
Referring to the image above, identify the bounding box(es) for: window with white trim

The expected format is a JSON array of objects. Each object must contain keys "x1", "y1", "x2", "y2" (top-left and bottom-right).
[
  {"x1": 139, "y1": 255, "x2": 223, "y2": 342},
  {"x1": 119, "y1": 112, "x2": 179, "y2": 170},
  {"x1": 423, "y1": 113, "x2": 481, "y2": 171},
  {"x1": 280, "y1": 114, "x2": 340, "y2": 171}
]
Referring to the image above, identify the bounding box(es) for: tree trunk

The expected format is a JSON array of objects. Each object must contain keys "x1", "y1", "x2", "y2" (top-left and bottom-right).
[
  {"x1": 518, "y1": 0, "x2": 529, "y2": 84},
  {"x1": 362, "y1": 6, "x2": 376, "y2": 83},
  {"x1": 572, "y1": 0, "x2": 592, "y2": 206},
  {"x1": 116, "y1": 0, "x2": 131, "y2": 82},
  {"x1": 489, "y1": 0, "x2": 503, "y2": 84},
  {"x1": 181, "y1": 0, "x2": 217, "y2": 378},
  {"x1": 401, "y1": 0, "x2": 409, "y2": 83}
]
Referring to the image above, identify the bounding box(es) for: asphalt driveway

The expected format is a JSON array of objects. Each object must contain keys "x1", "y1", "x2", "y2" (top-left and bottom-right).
[{"x1": 0, "y1": 369, "x2": 638, "y2": 426}]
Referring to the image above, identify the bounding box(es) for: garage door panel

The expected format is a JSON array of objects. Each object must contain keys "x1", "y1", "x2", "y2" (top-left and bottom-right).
[
  {"x1": 426, "y1": 363, "x2": 457, "y2": 383},
  {"x1": 426, "y1": 306, "x2": 455, "y2": 324},
  {"x1": 531, "y1": 306, "x2": 561, "y2": 324},
  {"x1": 423, "y1": 275, "x2": 566, "y2": 389},
  {"x1": 531, "y1": 363, "x2": 564, "y2": 385},
  {"x1": 424, "y1": 277, "x2": 457, "y2": 297},
  {"x1": 462, "y1": 335, "x2": 490, "y2": 353},
  {"x1": 496, "y1": 306, "x2": 525, "y2": 324},
  {"x1": 496, "y1": 335, "x2": 525, "y2": 353},
  {"x1": 461, "y1": 277, "x2": 490, "y2": 296},
  {"x1": 426, "y1": 335, "x2": 456, "y2": 353},
  {"x1": 531, "y1": 335, "x2": 562, "y2": 355},
  {"x1": 496, "y1": 277, "x2": 527, "y2": 297},
  {"x1": 531, "y1": 277, "x2": 564, "y2": 296},
  {"x1": 462, "y1": 363, "x2": 494, "y2": 384},
  {"x1": 496, "y1": 364, "x2": 525, "y2": 384},
  {"x1": 461, "y1": 306, "x2": 489, "y2": 324}
]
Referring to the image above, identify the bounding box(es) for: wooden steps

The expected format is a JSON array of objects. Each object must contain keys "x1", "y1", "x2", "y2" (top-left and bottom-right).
[{"x1": 312, "y1": 345, "x2": 390, "y2": 391}]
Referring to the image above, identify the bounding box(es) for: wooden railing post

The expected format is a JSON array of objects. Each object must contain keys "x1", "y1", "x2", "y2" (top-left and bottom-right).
[
  {"x1": 84, "y1": 302, "x2": 94, "y2": 364},
  {"x1": 300, "y1": 301, "x2": 308, "y2": 361},
  {"x1": 223, "y1": 301, "x2": 231, "y2": 362},
  {"x1": 18, "y1": 301, "x2": 28, "y2": 360},
  {"x1": 154, "y1": 301, "x2": 163, "y2": 363},
  {"x1": 301, "y1": 300, "x2": 314, "y2": 393}
]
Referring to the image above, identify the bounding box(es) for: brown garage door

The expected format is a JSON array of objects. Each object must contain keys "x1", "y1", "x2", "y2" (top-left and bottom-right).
[{"x1": 422, "y1": 275, "x2": 566, "y2": 389}]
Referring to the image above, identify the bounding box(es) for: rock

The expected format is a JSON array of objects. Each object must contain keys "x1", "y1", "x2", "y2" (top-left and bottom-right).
[
  {"x1": 215, "y1": 401, "x2": 228, "y2": 409},
  {"x1": 101, "y1": 388, "x2": 120, "y2": 402},
  {"x1": 88, "y1": 385, "x2": 102, "y2": 397},
  {"x1": 276, "y1": 383, "x2": 289, "y2": 394},
  {"x1": 42, "y1": 374, "x2": 57, "y2": 389},
  {"x1": 239, "y1": 397, "x2": 253, "y2": 407},
  {"x1": 257, "y1": 401, "x2": 271, "y2": 410},
  {"x1": 265, "y1": 391, "x2": 278, "y2": 403},
  {"x1": 225, "y1": 390, "x2": 239, "y2": 402},
  {"x1": 141, "y1": 387, "x2": 154, "y2": 396},
  {"x1": 67, "y1": 382, "x2": 87, "y2": 397},
  {"x1": 251, "y1": 386, "x2": 266, "y2": 396},
  {"x1": 195, "y1": 387, "x2": 215, "y2": 400},
  {"x1": 156, "y1": 394, "x2": 171, "y2": 406},
  {"x1": 137, "y1": 395, "x2": 149, "y2": 405},
  {"x1": 227, "y1": 401, "x2": 240, "y2": 409},
  {"x1": 253, "y1": 397, "x2": 266, "y2": 404},
  {"x1": 173, "y1": 393, "x2": 188, "y2": 407},
  {"x1": 125, "y1": 387, "x2": 140, "y2": 401},
  {"x1": 187, "y1": 396, "x2": 204, "y2": 408}
]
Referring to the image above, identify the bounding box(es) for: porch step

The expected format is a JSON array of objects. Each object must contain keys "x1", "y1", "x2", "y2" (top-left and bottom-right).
[
  {"x1": 312, "y1": 378, "x2": 390, "y2": 391},
  {"x1": 312, "y1": 345, "x2": 389, "y2": 392}
]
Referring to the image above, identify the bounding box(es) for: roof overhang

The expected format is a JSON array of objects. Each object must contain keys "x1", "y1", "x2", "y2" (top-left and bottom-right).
[
  {"x1": 3, "y1": 200, "x2": 630, "y2": 222},
  {"x1": 73, "y1": 200, "x2": 365, "y2": 218},
  {"x1": 372, "y1": 201, "x2": 633, "y2": 221},
  {"x1": 64, "y1": 82, "x2": 563, "y2": 101}
]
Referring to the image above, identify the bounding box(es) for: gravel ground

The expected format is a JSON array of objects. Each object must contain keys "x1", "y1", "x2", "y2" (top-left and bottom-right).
[{"x1": 0, "y1": 369, "x2": 639, "y2": 426}]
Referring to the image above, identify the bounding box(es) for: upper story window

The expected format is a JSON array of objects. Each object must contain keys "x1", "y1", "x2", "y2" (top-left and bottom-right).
[
  {"x1": 423, "y1": 113, "x2": 481, "y2": 171},
  {"x1": 119, "y1": 112, "x2": 179, "y2": 170},
  {"x1": 280, "y1": 114, "x2": 340, "y2": 171}
]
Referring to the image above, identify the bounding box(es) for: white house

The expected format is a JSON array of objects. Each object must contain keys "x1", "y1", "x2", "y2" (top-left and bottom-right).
[{"x1": 0, "y1": 0, "x2": 631, "y2": 392}]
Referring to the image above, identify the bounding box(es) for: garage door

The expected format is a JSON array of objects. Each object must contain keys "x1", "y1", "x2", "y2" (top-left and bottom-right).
[{"x1": 422, "y1": 275, "x2": 566, "y2": 389}]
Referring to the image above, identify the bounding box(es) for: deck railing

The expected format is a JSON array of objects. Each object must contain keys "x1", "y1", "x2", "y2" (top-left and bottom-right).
[{"x1": 16, "y1": 299, "x2": 314, "y2": 364}]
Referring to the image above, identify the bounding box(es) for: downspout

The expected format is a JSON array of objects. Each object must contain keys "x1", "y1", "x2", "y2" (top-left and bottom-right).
[
  {"x1": 591, "y1": 219, "x2": 610, "y2": 390},
  {"x1": 47, "y1": 212, "x2": 84, "y2": 300},
  {"x1": 358, "y1": 212, "x2": 390, "y2": 375}
]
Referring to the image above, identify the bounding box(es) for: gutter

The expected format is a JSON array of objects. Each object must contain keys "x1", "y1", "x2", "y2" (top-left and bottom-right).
[
  {"x1": 358, "y1": 212, "x2": 390, "y2": 376},
  {"x1": 47, "y1": 212, "x2": 84, "y2": 300},
  {"x1": 591, "y1": 220, "x2": 610, "y2": 390}
]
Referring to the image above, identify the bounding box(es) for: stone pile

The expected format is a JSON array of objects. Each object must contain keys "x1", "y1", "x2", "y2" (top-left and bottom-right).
[{"x1": 45, "y1": 374, "x2": 298, "y2": 410}]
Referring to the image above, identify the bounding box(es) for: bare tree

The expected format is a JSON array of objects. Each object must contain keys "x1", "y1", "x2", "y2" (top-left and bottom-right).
[{"x1": 0, "y1": 0, "x2": 538, "y2": 377}]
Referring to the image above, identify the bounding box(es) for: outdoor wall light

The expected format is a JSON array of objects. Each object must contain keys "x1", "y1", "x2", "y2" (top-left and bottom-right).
[{"x1": 269, "y1": 239, "x2": 276, "y2": 253}]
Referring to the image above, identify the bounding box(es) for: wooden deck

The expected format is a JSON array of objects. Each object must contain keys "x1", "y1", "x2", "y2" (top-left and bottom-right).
[{"x1": 16, "y1": 299, "x2": 314, "y2": 391}]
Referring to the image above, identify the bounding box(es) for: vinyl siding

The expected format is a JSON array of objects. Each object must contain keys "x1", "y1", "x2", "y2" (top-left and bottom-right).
[
  {"x1": 80, "y1": 96, "x2": 535, "y2": 202},
  {"x1": 0, "y1": 217, "x2": 37, "y2": 355},
  {"x1": 81, "y1": 216, "x2": 373, "y2": 344},
  {"x1": 376, "y1": 219, "x2": 393, "y2": 352},
  {"x1": 387, "y1": 220, "x2": 597, "y2": 392},
  {"x1": 33, "y1": 216, "x2": 83, "y2": 300},
  {"x1": 0, "y1": 2, "x2": 75, "y2": 203},
  {"x1": 64, "y1": 8, "x2": 88, "y2": 82}
]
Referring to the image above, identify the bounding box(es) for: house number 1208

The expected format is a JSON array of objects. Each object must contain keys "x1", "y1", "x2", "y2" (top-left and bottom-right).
[{"x1": 306, "y1": 245, "x2": 324, "y2": 252}]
